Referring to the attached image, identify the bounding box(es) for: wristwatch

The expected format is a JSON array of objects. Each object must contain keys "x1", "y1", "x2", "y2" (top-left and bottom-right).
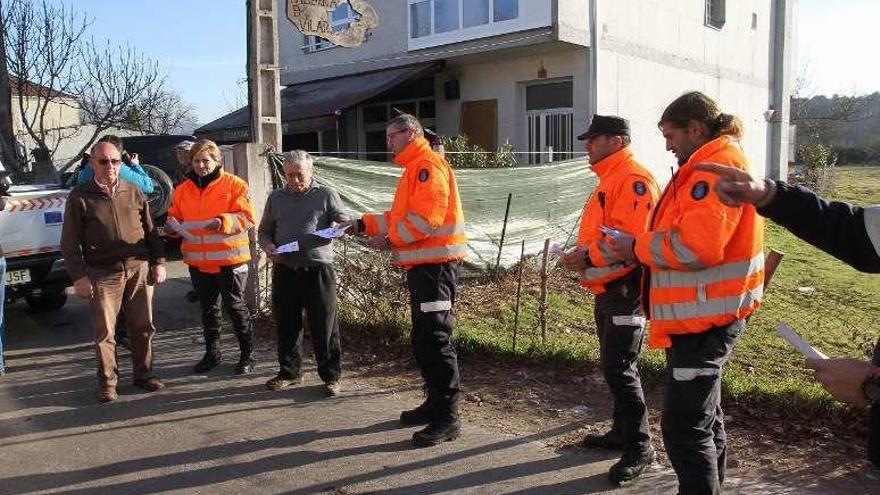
[{"x1": 862, "y1": 375, "x2": 880, "y2": 406}]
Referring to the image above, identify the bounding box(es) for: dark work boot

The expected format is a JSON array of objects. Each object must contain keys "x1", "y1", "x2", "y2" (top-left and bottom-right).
[
  {"x1": 412, "y1": 401, "x2": 460, "y2": 447},
  {"x1": 235, "y1": 338, "x2": 255, "y2": 375},
  {"x1": 582, "y1": 429, "x2": 625, "y2": 450},
  {"x1": 400, "y1": 389, "x2": 434, "y2": 426},
  {"x1": 608, "y1": 446, "x2": 656, "y2": 485},
  {"x1": 194, "y1": 349, "x2": 222, "y2": 373},
  {"x1": 235, "y1": 354, "x2": 255, "y2": 375}
]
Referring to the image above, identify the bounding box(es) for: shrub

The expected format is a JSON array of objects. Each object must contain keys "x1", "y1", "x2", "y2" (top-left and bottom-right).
[{"x1": 438, "y1": 134, "x2": 516, "y2": 169}]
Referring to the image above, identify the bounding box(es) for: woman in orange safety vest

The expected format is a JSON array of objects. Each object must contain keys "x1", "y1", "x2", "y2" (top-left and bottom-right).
[{"x1": 167, "y1": 139, "x2": 257, "y2": 376}]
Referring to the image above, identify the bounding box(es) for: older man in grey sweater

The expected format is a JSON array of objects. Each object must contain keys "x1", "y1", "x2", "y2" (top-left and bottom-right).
[{"x1": 258, "y1": 150, "x2": 348, "y2": 397}]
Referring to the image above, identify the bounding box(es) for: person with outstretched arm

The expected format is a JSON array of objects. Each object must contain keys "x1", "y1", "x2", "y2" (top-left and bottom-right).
[{"x1": 696, "y1": 162, "x2": 880, "y2": 469}]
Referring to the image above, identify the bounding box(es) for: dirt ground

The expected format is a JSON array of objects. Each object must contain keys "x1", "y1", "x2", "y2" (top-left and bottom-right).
[{"x1": 328, "y1": 315, "x2": 880, "y2": 495}]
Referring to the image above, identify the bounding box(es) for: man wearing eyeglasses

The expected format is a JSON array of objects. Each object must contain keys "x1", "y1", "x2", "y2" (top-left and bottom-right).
[
  {"x1": 61, "y1": 142, "x2": 167, "y2": 403},
  {"x1": 342, "y1": 114, "x2": 467, "y2": 447}
]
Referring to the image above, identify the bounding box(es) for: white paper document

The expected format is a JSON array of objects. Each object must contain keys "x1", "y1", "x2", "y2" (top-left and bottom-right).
[
  {"x1": 164, "y1": 218, "x2": 197, "y2": 242},
  {"x1": 311, "y1": 225, "x2": 350, "y2": 239},
  {"x1": 600, "y1": 225, "x2": 623, "y2": 239},
  {"x1": 776, "y1": 323, "x2": 828, "y2": 360},
  {"x1": 275, "y1": 241, "x2": 299, "y2": 254}
]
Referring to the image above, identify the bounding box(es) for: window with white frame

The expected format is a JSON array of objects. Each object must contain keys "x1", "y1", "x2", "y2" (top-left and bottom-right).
[
  {"x1": 302, "y1": 1, "x2": 360, "y2": 53},
  {"x1": 705, "y1": 0, "x2": 726, "y2": 29},
  {"x1": 409, "y1": 0, "x2": 519, "y2": 39}
]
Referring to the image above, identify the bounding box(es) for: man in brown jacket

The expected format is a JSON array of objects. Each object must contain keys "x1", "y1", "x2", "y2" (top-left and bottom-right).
[{"x1": 61, "y1": 142, "x2": 167, "y2": 402}]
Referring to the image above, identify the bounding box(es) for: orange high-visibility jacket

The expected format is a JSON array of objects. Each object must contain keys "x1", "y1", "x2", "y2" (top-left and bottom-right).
[
  {"x1": 362, "y1": 137, "x2": 467, "y2": 268},
  {"x1": 576, "y1": 147, "x2": 659, "y2": 294},
  {"x1": 168, "y1": 169, "x2": 255, "y2": 274},
  {"x1": 633, "y1": 136, "x2": 765, "y2": 349}
]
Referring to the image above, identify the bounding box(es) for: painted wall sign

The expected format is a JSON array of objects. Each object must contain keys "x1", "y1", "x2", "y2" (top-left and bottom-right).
[{"x1": 286, "y1": 0, "x2": 378, "y2": 48}]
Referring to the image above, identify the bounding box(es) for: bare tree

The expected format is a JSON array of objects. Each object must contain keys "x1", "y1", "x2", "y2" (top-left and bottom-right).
[
  {"x1": 124, "y1": 89, "x2": 199, "y2": 135},
  {"x1": 1, "y1": 0, "x2": 167, "y2": 179}
]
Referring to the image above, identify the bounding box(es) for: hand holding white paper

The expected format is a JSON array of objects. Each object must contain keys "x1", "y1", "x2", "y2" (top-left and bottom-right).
[
  {"x1": 776, "y1": 323, "x2": 828, "y2": 360},
  {"x1": 311, "y1": 224, "x2": 350, "y2": 239},
  {"x1": 275, "y1": 240, "x2": 300, "y2": 254}
]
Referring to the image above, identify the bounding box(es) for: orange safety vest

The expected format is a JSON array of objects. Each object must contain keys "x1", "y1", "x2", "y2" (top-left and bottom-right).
[
  {"x1": 167, "y1": 169, "x2": 255, "y2": 274},
  {"x1": 576, "y1": 147, "x2": 659, "y2": 294},
  {"x1": 633, "y1": 136, "x2": 765, "y2": 349},
  {"x1": 362, "y1": 137, "x2": 467, "y2": 268}
]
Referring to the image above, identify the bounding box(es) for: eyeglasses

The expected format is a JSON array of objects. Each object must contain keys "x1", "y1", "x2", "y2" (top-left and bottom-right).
[
  {"x1": 96, "y1": 158, "x2": 122, "y2": 166},
  {"x1": 385, "y1": 128, "x2": 409, "y2": 141}
]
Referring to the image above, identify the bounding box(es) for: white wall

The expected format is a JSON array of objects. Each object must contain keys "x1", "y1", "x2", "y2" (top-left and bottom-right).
[
  {"x1": 596, "y1": 0, "x2": 775, "y2": 183},
  {"x1": 434, "y1": 45, "x2": 588, "y2": 153},
  {"x1": 279, "y1": 0, "x2": 408, "y2": 81}
]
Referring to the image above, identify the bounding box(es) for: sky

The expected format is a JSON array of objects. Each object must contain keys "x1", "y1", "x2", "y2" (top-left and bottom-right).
[
  {"x1": 34, "y1": 0, "x2": 880, "y2": 126},
  {"x1": 797, "y1": 0, "x2": 880, "y2": 97}
]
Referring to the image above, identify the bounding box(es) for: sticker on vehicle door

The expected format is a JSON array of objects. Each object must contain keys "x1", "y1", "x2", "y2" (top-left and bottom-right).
[{"x1": 43, "y1": 211, "x2": 63, "y2": 225}]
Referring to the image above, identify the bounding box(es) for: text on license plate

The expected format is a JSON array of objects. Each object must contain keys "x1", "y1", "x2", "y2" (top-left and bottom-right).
[{"x1": 5, "y1": 269, "x2": 31, "y2": 286}]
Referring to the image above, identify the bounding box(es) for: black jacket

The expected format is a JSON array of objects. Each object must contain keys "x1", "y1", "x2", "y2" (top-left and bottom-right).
[{"x1": 759, "y1": 181, "x2": 880, "y2": 273}]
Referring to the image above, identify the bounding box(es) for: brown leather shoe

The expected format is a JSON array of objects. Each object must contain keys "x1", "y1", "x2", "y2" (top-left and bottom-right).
[
  {"x1": 133, "y1": 377, "x2": 165, "y2": 392},
  {"x1": 96, "y1": 386, "x2": 118, "y2": 403}
]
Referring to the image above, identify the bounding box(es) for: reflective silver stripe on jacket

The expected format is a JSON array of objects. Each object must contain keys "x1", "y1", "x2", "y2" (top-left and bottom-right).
[
  {"x1": 394, "y1": 244, "x2": 468, "y2": 264},
  {"x1": 406, "y1": 211, "x2": 434, "y2": 236},
  {"x1": 651, "y1": 286, "x2": 763, "y2": 321},
  {"x1": 395, "y1": 220, "x2": 416, "y2": 244},
  {"x1": 669, "y1": 231, "x2": 705, "y2": 270},
  {"x1": 673, "y1": 367, "x2": 719, "y2": 381},
  {"x1": 374, "y1": 215, "x2": 388, "y2": 235},
  {"x1": 581, "y1": 263, "x2": 627, "y2": 283},
  {"x1": 183, "y1": 244, "x2": 251, "y2": 262},
  {"x1": 865, "y1": 206, "x2": 880, "y2": 258},
  {"x1": 651, "y1": 253, "x2": 765, "y2": 289},
  {"x1": 649, "y1": 232, "x2": 670, "y2": 269},
  {"x1": 420, "y1": 300, "x2": 452, "y2": 313},
  {"x1": 198, "y1": 232, "x2": 250, "y2": 245},
  {"x1": 611, "y1": 315, "x2": 646, "y2": 327}
]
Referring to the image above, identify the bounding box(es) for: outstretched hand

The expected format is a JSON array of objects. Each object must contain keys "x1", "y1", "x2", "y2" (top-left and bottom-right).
[{"x1": 693, "y1": 163, "x2": 776, "y2": 208}]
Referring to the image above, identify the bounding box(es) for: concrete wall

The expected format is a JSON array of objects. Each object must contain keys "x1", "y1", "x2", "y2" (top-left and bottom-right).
[
  {"x1": 435, "y1": 45, "x2": 588, "y2": 154},
  {"x1": 11, "y1": 96, "x2": 81, "y2": 136},
  {"x1": 278, "y1": 0, "x2": 583, "y2": 84},
  {"x1": 595, "y1": 0, "x2": 780, "y2": 183},
  {"x1": 279, "y1": 0, "x2": 408, "y2": 81}
]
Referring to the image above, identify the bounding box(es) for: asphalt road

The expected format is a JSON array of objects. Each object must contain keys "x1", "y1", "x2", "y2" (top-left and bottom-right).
[{"x1": 0, "y1": 264, "x2": 817, "y2": 494}]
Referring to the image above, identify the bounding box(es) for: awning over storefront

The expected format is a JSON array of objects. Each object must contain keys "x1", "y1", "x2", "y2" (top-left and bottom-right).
[{"x1": 196, "y1": 62, "x2": 443, "y2": 143}]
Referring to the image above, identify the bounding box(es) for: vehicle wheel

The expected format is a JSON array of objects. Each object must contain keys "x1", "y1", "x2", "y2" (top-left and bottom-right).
[
  {"x1": 25, "y1": 288, "x2": 68, "y2": 312},
  {"x1": 142, "y1": 164, "x2": 174, "y2": 220}
]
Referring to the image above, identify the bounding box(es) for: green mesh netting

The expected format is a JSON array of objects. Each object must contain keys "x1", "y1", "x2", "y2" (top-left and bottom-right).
[{"x1": 311, "y1": 156, "x2": 597, "y2": 270}]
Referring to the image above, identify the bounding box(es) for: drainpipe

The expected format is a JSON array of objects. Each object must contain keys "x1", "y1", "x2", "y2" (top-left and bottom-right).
[
  {"x1": 768, "y1": 0, "x2": 794, "y2": 180},
  {"x1": 588, "y1": 0, "x2": 599, "y2": 118}
]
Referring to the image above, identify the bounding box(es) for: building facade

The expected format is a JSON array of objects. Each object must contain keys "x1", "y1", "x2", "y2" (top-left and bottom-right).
[{"x1": 197, "y1": 0, "x2": 795, "y2": 179}]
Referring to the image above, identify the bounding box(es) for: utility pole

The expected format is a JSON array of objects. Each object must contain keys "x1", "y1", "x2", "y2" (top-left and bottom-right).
[{"x1": 246, "y1": 0, "x2": 282, "y2": 153}]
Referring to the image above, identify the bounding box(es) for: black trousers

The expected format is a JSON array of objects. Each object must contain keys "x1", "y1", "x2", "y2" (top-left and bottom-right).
[
  {"x1": 189, "y1": 265, "x2": 254, "y2": 356},
  {"x1": 594, "y1": 274, "x2": 651, "y2": 455},
  {"x1": 870, "y1": 339, "x2": 880, "y2": 468},
  {"x1": 662, "y1": 319, "x2": 744, "y2": 495},
  {"x1": 407, "y1": 261, "x2": 461, "y2": 421},
  {"x1": 272, "y1": 263, "x2": 341, "y2": 384}
]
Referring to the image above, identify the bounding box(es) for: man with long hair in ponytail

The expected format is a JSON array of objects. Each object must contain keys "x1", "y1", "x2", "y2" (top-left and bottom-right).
[{"x1": 610, "y1": 91, "x2": 765, "y2": 494}]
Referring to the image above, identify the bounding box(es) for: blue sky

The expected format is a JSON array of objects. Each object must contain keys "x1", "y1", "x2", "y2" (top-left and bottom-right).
[
  {"x1": 45, "y1": 0, "x2": 248, "y2": 125},
  {"x1": 39, "y1": 0, "x2": 880, "y2": 125}
]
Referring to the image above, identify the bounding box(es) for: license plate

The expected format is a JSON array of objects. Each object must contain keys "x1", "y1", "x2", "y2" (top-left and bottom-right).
[{"x1": 5, "y1": 269, "x2": 31, "y2": 286}]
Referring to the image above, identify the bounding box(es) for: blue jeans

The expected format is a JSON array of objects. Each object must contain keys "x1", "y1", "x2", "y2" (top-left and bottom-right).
[{"x1": 0, "y1": 256, "x2": 6, "y2": 374}]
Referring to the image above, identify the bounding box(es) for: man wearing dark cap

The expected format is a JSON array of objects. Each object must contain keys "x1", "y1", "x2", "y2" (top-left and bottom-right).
[{"x1": 562, "y1": 114, "x2": 659, "y2": 485}]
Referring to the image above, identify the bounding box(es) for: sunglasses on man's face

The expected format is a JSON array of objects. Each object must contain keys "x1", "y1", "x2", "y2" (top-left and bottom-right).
[{"x1": 96, "y1": 158, "x2": 122, "y2": 166}]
